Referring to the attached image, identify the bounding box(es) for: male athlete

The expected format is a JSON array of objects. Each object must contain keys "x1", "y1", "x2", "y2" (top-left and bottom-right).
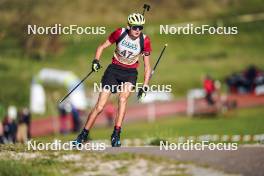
[{"x1": 73, "y1": 13, "x2": 152, "y2": 147}]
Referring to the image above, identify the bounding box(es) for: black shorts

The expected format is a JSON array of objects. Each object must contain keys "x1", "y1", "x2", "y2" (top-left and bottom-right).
[{"x1": 101, "y1": 64, "x2": 138, "y2": 93}]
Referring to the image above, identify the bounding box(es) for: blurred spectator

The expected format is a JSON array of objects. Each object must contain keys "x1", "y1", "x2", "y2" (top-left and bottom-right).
[
  {"x1": 58, "y1": 104, "x2": 68, "y2": 134},
  {"x1": 22, "y1": 108, "x2": 31, "y2": 139},
  {"x1": 71, "y1": 105, "x2": 80, "y2": 132},
  {"x1": 226, "y1": 65, "x2": 263, "y2": 94},
  {"x1": 203, "y1": 75, "x2": 216, "y2": 105},
  {"x1": 16, "y1": 110, "x2": 28, "y2": 143},
  {"x1": 104, "y1": 101, "x2": 116, "y2": 127},
  {"x1": 244, "y1": 65, "x2": 259, "y2": 91},
  {"x1": 3, "y1": 115, "x2": 17, "y2": 143},
  {"x1": 226, "y1": 72, "x2": 246, "y2": 93}
]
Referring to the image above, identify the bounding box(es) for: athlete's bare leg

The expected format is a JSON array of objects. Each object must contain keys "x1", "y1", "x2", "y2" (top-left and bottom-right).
[
  {"x1": 73, "y1": 89, "x2": 111, "y2": 144},
  {"x1": 110, "y1": 83, "x2": 133, "y2": 147},
  {"x1": 115, "y1": 82, "x2": 133, "y2": 127},
  {"x1": 84, "y1": 89, "x2": 111, "y2": 130}
]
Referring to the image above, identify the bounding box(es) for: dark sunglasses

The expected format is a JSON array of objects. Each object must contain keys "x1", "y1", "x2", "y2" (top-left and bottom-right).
[{"x1": 131, "y1": 25, "x2": 144, "y2": 31}]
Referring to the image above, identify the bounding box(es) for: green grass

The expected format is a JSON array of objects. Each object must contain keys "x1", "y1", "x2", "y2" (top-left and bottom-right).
[
  {"x1": 0, "y1": 144, "x2": 187, "y2": 176},
  {"x1": 0, "y1": 158, "x2": 62, "y2": 176},
  {"x1": 35, "y1": 107, "x2": 264, "y2": 142},
  {"x1": 93, "y1": 106, "x2": 264, "y2": 139}
]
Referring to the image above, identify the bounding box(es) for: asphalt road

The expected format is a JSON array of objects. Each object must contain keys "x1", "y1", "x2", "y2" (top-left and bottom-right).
[{"x1": 104, "y1": 145, "x2": 264, "y2": 176}]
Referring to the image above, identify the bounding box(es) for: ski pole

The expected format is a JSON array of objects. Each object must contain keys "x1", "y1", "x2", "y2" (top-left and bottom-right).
[
  {"x1": 59, "y1": 70, "x2": 93, "y2": 103},
  {"x1": 149, "y1": 43, "x2": 168, "y2": 81}
]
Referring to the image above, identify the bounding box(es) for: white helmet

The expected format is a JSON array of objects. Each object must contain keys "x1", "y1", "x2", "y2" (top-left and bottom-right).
[{"x1": 127, "y1": 13, "x2": 145, "y2": 26}]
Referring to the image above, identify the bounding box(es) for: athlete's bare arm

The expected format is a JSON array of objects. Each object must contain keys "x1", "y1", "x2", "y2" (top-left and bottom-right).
[
  {"x1": 95, "y1": 39, "x2": 112, "y2": 60},
  {"x1": 143, "y1": 55, "x2": 151, "y2": 86}
]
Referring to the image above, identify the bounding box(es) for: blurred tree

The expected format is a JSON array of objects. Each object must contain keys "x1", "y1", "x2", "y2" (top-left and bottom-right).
[{"x1": 0, "y1": 0, "x2": 63, "y2": 60}]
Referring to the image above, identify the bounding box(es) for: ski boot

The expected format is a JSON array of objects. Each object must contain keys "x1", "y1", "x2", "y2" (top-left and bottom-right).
[{"x1": 111, "y1": 130, "x2": 121, "y2": 147}]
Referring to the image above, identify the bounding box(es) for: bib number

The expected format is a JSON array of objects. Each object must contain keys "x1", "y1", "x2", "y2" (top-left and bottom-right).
[{"x1": 120, "y1": 50, "x2": 133, "y2": 58}]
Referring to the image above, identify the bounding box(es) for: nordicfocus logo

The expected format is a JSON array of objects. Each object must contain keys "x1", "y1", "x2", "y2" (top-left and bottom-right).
[
  {"x1": 27, "y1": 140, "x2": 106, "y2": 151},
  {"x1": 160, "y1": 140, "x2": 238, "y2": 151},
  {"x1": 27, "y1": 24, "x2": 106, "y2": 35},
  {"x1": 93, "y1": 83, "x2": 172, "y2": 93},
  {"x1": 160, "y1": 24, "x2": 238, "y2": 35}
]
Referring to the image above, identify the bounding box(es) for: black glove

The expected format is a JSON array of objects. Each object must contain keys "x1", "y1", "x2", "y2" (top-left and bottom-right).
[
  {"x1": 137, "y1": 85, "x2": 148, "y2": 100},
  {"x1": 92, "y1": 59, "x2": 101, "y2": 72}
]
